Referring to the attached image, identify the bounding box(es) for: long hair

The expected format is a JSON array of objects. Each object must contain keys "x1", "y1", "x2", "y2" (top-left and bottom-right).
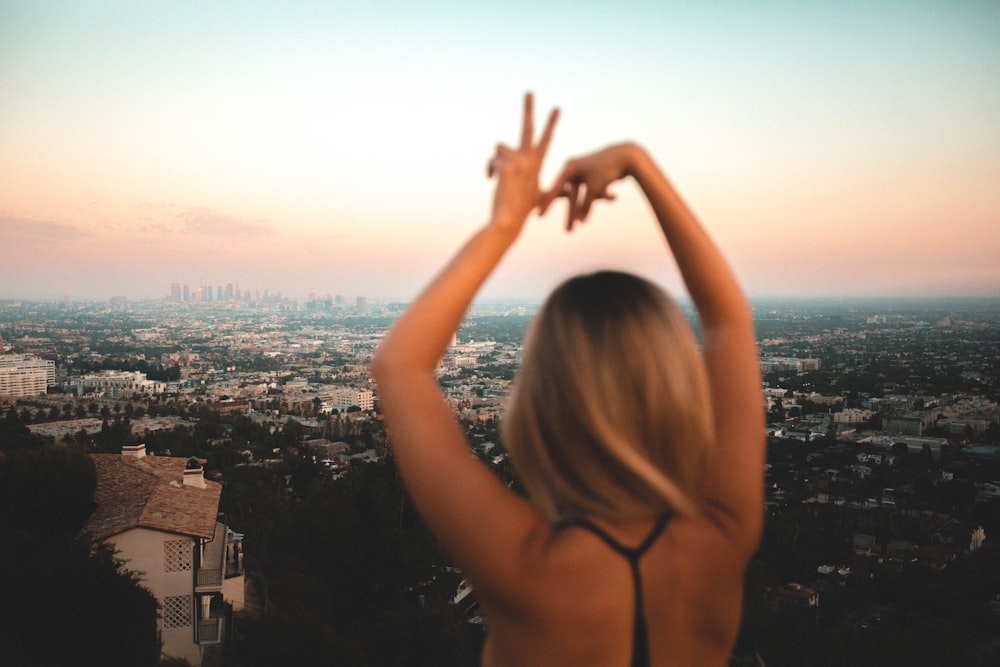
[{"x1": 501, "y1": 271, "x2": 715, "y2": 521}]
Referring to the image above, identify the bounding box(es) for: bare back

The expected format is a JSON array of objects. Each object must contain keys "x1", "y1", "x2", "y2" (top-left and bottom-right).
[{"x1": 479, "y1": 514, "x2": 747, "y2": 667}]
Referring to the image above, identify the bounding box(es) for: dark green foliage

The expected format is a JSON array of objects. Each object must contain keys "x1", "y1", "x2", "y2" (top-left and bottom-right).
[
  {"x1": 0, "y1": 443, "x2": 159, "y2": 666},
  {"x1": 222, "y1": 458, "x2": 483, "y2": 666},
  {"x1": 0, "y1": 407, "x2": 35, "y2": 450},
  {"x1": 0, "y1": 442, "x2": 96, "y2": 536}
]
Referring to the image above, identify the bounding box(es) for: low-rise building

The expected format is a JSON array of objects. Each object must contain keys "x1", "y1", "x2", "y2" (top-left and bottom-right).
[
  {"x1": 330, "y1": 386, "x2": 373, "y2": 412},
  {"x1": 73, "y1": 370, "x2": 165, "y2": 399},
  {"x1": 86, "y1": 444, "x2": 244, "y2": 667}
]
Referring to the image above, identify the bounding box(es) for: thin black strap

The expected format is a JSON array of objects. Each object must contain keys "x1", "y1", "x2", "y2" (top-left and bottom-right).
[
  {"x1": 561, "y1": 515, "x2": 668, "y2": 561},
  {"x1": 559, "y1": 516, "x2": 669, "y2": 667}
]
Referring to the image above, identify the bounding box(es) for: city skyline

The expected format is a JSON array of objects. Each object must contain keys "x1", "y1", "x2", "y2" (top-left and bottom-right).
[{"x1": 2, "y1": 1, "x2": 998, "y2": 301}]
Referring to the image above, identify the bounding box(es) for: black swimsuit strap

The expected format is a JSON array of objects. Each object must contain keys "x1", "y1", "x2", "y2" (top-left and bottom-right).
[
  {"x1": 564, "y1": 515, "x2": 669, "y2": 561},
  {"x1": 558, "y1": 516, "x2": 669, "y2": 667}
]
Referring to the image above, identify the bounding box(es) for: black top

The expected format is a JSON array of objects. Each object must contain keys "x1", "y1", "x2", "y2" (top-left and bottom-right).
[{"x1": 557, "y1": 516, "x2": 670, "y2": 667}]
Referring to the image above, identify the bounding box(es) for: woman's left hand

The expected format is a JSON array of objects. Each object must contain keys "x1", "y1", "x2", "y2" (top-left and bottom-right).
[{"x1": 487, "y1": 93, "x2": 559, "y2": 236}]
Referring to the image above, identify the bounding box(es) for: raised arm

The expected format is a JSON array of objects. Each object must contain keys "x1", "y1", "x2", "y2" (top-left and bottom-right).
[
  {"x1": 542, "y1": 144, "x2": 765, "y2": 551},
  {"x1": 370, "y1": 95, "x2": 559, "y2": 593}
]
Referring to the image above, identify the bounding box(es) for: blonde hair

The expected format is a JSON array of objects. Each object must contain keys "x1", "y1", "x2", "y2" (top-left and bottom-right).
[{"x1": 502, "y1": 271, "x2": 715, "y2": 522}]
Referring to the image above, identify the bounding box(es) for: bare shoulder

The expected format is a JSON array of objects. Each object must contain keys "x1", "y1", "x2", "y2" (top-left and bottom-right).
[{"x1": 667, "y1": 511, "x2": 756, "y2": 578}]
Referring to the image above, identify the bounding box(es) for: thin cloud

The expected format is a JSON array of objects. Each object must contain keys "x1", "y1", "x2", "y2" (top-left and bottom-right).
[
  {"x1": 0, "y1": 214, "x2": 87, "y2": 242},
  {"x1": 179, "y1": 207, "x2": 275, "y2": 238}
]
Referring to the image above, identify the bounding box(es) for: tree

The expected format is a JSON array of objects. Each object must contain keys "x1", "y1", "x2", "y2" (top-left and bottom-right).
[
  {"x1": 223, "y1": 458, "x2": 481, "y2": 666},
  {"x1": 939, "y1": 479, "x2": 976, "y2": 513},
  {"x1": 767, "y1": 398, "x2": 785, "y2": 423},
  {"x1": 1, "y1": 408, "x2": 35, "y2": 451},
  {"x1": 0, "y1": 444, "x2": 159, "y2": 665}
]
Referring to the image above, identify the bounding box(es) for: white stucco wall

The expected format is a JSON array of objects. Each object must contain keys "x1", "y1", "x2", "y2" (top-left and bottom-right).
[{"x1": 107, "y1": 528, "x2": 201, "y2": 666}]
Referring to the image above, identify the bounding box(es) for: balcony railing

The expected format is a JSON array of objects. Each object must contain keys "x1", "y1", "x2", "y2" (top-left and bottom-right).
[
  {"x1": 196, "y1": 522, "x2": 226, "y2": 591},
  {"x1": 197, "y1": 617, "x2": 223, "y2": 645},
  {"x1": 197, "y1": 568, "x2": 223, "y2": 587}
]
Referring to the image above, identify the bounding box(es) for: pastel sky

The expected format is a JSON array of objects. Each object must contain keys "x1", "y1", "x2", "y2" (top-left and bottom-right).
[{"x1": 2, "y1": 1, "x2": 998, "y2": 301}]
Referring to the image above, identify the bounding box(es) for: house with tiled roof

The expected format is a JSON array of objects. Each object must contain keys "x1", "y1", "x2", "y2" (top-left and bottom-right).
[{"x1": 86, "y1": 443, "x2": 244, "y2": 667}]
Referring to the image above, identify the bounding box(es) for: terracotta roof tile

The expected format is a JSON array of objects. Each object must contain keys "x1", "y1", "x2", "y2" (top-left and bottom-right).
[{"x1": 86, "y1": 454, "x2": 222, "y2": 541}]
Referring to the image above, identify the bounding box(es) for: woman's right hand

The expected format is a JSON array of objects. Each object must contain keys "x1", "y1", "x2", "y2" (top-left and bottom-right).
[
  {"x1": 487, "y1": 93, "x2": 559, "y2": 238},
  {"x1": 541, "y1": 142, "x2": 642, "y2": 230}
]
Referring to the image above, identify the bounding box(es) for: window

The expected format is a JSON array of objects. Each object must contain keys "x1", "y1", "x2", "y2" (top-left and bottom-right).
[
  {"x1": 162, "y1": 595, "x2": 192, "y2": 629},
  {"x1": 164, "y1": 539, "x2": 192, "y2": 572}
]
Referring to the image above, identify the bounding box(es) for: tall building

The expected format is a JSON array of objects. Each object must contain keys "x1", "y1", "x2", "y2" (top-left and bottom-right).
[
  {"x1": 170, "y1": 283, "x2": 182, "y2": 302},
  {"x1": 0, "y1": 354, "x2": 55, "y2": 398}
]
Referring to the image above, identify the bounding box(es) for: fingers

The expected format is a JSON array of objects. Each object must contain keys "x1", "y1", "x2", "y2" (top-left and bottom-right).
[
  {"x1": 487, "y1": 144, "x2": 515, "y2": 178},
  {"x1": 542, "y1": 174, "x2": 617, "y2": 230},
  {"x1": 579, "y1": 188, "x2": 598, "y2": 222},
  {"x1": 537, "y1": 107, "x2": 559, "y2": 155},
  {"x1": 520, "y1": 92, "x2": 558, "y2": 155},
  {"x1": 539, "y1": 174, "x2": 567, "y2": 214},
  {"x1": 565, "y1": 182, "x2": 580, "y2": 231},
  {"x1": 520, "y1": 93, "x2": 534, "y2": 151}
]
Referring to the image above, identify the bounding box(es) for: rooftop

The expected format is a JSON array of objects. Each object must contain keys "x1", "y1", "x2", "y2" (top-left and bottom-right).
[{"x1": 86, "y1": 449, "x2": 221, "y2": 542}]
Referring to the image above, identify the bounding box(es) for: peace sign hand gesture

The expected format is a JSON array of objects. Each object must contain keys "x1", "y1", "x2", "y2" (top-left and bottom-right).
[{"x1": 487, "y1": 93, "x2": 559, "y2": 237}]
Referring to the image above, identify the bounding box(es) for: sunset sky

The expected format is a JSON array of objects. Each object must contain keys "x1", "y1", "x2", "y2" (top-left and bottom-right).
[{"x1": 2, "y1": 1, "x2": 998, "y2": 302}]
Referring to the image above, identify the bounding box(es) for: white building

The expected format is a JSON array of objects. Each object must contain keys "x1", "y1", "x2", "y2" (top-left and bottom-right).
[
  {"x1": 86, "y1": 444, "x2": 245, "y2": 667},
  {"x1": 834, "y1": 408, "x2": 875, "y2": 424},
  {"x1": 73, "y1": 370, "x2": 165, "y2": 399},
  {"x1": 760, "y1": 357, "x2": 822, "y2": 374},
  {"x1": 331, "y1": 386, "x2": 374, "y2": 411},
  {"x1": 0, "y1": 354, "x2": 55, "y2": 398}
]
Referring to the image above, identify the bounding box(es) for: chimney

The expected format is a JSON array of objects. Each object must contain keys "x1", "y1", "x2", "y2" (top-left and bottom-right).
[
  {"x1": 183, "y1": 457, "x2": 207, "y2": 489},
  {"x1": 122, "y1": 443, "x2": 146, "y2": 459}
]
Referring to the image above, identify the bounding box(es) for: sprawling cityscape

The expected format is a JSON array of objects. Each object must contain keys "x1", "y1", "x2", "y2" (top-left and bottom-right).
[
  {"x1": 3, "y1": 0, "x2": 997, "y2": 665},
  {"x1": 1, "y1": 291, "x2": 998, "y2": 666}
]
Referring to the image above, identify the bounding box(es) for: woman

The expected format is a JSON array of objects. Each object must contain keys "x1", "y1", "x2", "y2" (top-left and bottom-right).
[{"x1": 371, "y1": 94, "x2": 765, "y2": 666}]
